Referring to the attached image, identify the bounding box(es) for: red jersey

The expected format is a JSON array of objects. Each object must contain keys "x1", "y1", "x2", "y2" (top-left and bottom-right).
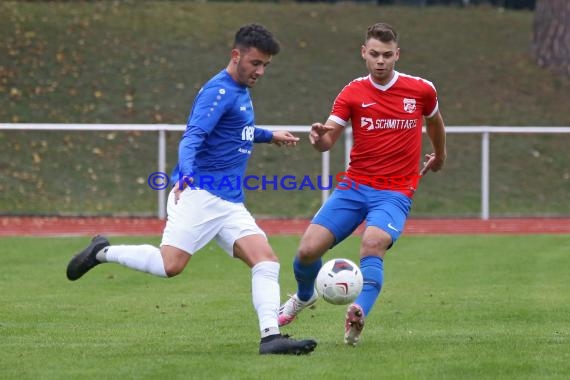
[{"x1": 329, "y1": 71, "x2": 439, "y2": 198}]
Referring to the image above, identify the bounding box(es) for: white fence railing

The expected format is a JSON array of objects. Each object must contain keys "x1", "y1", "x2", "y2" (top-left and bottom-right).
[{"x1": 2, "y1": 124, "x2": 569, "y2": 220}]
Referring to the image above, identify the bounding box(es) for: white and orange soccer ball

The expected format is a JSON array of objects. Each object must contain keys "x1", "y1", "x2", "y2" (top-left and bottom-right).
[{"x1": 316, "y1": 258, "x2": 363, "y2": 305}]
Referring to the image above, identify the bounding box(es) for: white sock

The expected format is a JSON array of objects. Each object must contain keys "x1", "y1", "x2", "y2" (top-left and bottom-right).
[
  {"x1": 252, "y1": 261, "x2": 281, "y2": 338},
  {"x1": 97, "y1": 245, "x2": 167, "y2": 278}
]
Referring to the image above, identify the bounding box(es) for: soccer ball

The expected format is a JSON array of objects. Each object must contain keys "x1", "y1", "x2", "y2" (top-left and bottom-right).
[{"x1": 316, "y1": 258, "x2": 363, "y2": 305}]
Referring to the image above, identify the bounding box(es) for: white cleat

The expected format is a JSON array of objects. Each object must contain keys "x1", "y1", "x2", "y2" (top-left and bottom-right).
[
  {"x1": 344, "y1": 303, "x2": 365, "y2": 346},
  {"x1": 278, "y1": 291, "x2": 318, "y2": 327}
]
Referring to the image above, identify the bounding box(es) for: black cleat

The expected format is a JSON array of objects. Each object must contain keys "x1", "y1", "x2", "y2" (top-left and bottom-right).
[
  {"x1": 66, "y1": 235, "x2": 110, "y2": 281},
  {"x1": 259, "y1": 334, "x2": 317, "y2": 355}
]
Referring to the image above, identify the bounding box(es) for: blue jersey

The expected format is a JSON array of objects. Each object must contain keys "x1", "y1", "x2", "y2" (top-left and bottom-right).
[{"x1": 171, "y1": 69, "x2": 272, "y2": 203}]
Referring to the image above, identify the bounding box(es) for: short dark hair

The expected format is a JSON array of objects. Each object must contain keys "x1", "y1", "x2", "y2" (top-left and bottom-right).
[
  {"x1": 234, "y1": 23, "x2": 280, "y2": 55},
  {"x1": 366, "y1": 23, "x2": 398, "y2": 44}
]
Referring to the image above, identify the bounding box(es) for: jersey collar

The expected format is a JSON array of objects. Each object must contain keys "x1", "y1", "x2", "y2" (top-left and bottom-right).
[{"x1": 368, "y1": 71, "x2": 399, "y2": 91}]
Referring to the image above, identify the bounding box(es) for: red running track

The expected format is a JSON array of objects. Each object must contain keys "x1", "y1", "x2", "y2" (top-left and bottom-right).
[{"x1": 1, "y1": 216, "x2": 570, "y2": 237}]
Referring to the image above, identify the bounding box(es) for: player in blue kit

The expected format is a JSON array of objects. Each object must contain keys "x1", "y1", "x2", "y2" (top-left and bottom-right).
[{"x1": 66, "y1": 24, "x2": 317, "y2": 356}]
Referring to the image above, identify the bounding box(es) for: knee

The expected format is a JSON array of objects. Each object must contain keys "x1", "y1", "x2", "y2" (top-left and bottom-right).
[
  {"x1": 163, "y1": 262, "x2": 184, "y2": 277},
  {"x1": 160, "y1": 248, "x2": 189, "y2": 277},
  {"x1": 162, "y1": 253, "x2": 190, "y2": 277},
  {"x1": 297, "y1": 240, "x2": 322, "y2": 262},
  {"x1": 361, "y1": 236, "x2": 390, "y2": 255}
]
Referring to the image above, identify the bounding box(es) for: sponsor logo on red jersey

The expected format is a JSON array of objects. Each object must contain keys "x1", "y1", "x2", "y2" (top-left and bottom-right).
[{"x1": 360, "y1": 117, "x2": 418, "y2": 131}]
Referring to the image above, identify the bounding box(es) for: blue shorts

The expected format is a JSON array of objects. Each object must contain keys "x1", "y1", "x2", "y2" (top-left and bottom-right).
[{"x1": 312, "y1": 181, "x2": 412, "y2": 247}]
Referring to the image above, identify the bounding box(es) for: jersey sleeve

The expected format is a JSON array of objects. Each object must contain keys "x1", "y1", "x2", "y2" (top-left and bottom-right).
[
  {"x1": 178, "y1": 127, "x2": 207, "y2": 178},
  {"x1": 328, "y1": 85, "x2": 352, "y2": 127},
  {"x1": 187, "y1": 85, "x2": 234, "y2": 134},
  {"x1": 180, "y1": 84, "x2": 235, "y2": 177},
  {"x1": 422, "y1": 79, "x2": 439, "y2": 118},
  {"x1": 253, "y1": 127, "x2": 273, "y2": 143}
]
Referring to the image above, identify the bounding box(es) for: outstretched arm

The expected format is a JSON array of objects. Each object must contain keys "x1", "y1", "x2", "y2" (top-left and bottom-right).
[
  {"x1": 254, "y1": 128, "x2": 299, "y2": 147},
  {"x1": 421, "y1": 111, "x2": 447, "y2": 175},
  {"x1": 271, "y1": 130, "x2": 300, "y2": 147},
  {"x1": 310, "y1": 120, "x2": 344, "y2": 152}
]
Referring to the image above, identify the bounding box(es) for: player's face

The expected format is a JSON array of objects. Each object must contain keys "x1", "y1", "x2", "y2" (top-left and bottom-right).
[
  {"x1": 361, "y1": 39, "x2": 400, "y2": 85},
  {"x1": 231, "y1": 47, "x2": 273, "y2": 88}
]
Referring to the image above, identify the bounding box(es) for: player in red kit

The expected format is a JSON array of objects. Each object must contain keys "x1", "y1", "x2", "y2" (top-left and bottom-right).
[{"x1": 279, "y1": 22, "x2": 447, "y2": 346}]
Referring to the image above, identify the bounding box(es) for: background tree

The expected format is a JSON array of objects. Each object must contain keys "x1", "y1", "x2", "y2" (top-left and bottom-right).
[{"x1": 532, "y1": 0, "x2": 570, "y2": 75}]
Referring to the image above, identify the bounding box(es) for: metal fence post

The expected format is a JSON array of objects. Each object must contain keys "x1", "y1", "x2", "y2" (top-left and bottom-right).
[
  {"x1": 322, "y1": 150, "x2": 330, "y2": 203},
  {"x1": 158, "y1": 129, "x2": 167, "y2": 219},
  {"x1": 481, "y1": 131, "x2": 490, "y2": 220}
]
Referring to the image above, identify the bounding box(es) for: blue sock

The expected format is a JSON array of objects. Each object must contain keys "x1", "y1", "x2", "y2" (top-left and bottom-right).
[
  {"x1": 293, "y1": 256, "x2": 322, "y2": 301},
  {"x1": 354, "y1": 256, "x2": 384, "y2": 316}
]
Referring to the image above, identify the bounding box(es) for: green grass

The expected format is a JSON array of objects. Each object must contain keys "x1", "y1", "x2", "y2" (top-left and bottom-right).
[
  {"x1": 0, "y1": 2, "x2": 569, "y2": 217},
  {"x1": 1, "y1": 234, "x2": 569, "y2": 379}
]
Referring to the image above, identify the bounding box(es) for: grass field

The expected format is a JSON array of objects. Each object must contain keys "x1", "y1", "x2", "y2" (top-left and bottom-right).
[
  {"x1": 1, "y1": 234, "x2": 569, "y2": 379},
  {"x1": 1, "y1": 2, "x2": 569, "y2": 217}
]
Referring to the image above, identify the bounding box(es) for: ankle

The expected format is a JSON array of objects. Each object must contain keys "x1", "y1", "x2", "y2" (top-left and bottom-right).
[{"x1": 260, "y1": 333, "x2": 281, "y2": 343}]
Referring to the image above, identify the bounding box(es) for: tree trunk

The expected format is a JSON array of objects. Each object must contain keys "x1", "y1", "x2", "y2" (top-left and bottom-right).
[{"x1": 532, "y1": 0, "x2": 570, "y2": 75}]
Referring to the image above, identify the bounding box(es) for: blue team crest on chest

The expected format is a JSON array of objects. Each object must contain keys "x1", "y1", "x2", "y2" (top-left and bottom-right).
[{"x1": 403, "y1": 98, "x2": 416, "y2": 113}]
